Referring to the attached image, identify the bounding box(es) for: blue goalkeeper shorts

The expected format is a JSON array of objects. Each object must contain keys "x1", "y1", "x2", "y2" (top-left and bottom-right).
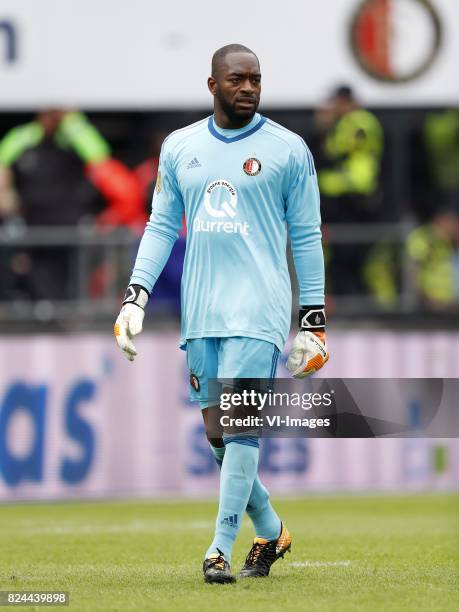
[{"x1": 186, "y1": 337, "x2": 280, "y2": 409}]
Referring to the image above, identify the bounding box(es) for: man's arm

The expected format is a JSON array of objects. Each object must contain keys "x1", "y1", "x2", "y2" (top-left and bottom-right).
[
  {"x1": 58, "y1": 112, "x2": 145, "y2": 228},
  {"x1": 128, "y1": 158, "x2": 184, "y2": 292},
  {"x1": 114, "y1": 144, "x2": 185, "y2": 360},
  {"x1": 285, "y1": 142, "x2": 329, "y2": 377}
]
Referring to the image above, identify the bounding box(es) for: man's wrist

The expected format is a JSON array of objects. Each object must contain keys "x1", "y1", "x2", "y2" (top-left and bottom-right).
[
  {"x1": 299, "y1": 305, "x2": 326, "y2": 331},
  {"x1": 122, "y1": 284, "x2": 150, "y2": 310}
]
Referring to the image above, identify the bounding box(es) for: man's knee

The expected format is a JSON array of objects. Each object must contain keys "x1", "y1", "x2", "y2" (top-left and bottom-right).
[
  {"x1": 202, "y1": 406, "x2": 223, "y2": 443},
  {"x1": 207, "y1": 436, "x2": 224, "y2": 448}
]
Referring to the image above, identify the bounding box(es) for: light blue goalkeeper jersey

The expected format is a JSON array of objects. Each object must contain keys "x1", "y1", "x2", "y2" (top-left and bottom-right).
[{"x1": 130, "y1": 113, "x2": 324, "y2": 351}]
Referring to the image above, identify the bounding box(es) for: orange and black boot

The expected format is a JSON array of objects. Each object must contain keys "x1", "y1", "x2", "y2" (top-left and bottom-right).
[
  {"x1": 203, "y1": 548, "x2": 236, "y2": 584},
  {"x1": 240, "y1": 523, "x2": 292, "y2": 578}
]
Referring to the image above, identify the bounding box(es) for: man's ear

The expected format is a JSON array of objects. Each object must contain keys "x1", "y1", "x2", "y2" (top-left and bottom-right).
[{"x1": 208, "y1": 76, "x2": 217, "y2": 96}]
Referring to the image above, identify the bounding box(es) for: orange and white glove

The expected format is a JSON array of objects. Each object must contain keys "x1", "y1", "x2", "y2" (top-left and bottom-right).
[
  {"x1": 286, "y1": 306, "x2": 329, "y2": 378},
  {"x1": 114, "y1": 285, "x2": 149, "y2": 361}
]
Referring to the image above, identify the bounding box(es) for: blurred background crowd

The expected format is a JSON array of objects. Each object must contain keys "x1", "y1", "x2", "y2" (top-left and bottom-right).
[{"x1": 0, "y1": 94, "x2": 458, "y2": 329}]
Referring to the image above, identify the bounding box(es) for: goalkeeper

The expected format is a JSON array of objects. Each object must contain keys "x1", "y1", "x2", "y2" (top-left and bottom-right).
[{"x1": 115, "y1": 44, "x2": 328, "y2": 584}]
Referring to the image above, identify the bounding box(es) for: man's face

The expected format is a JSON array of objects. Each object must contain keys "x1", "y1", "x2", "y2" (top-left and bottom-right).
[
  {"x1": 331, "y1": 95, "x2": 355, "y2": 119},
  {"x1": 435, "y1": 213, "x2": 459, "y2": 244},
  {"x1": 209, "y1": 52, "x2": 261, "y2": 121}
]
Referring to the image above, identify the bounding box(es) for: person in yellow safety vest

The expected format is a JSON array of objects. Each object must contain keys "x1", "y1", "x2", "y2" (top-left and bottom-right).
[
  {"x1": 317, "y1": 87, "x2": 383, "y2": 203},
  {"x1": 363, "y1": 240, "x2": 399, "y2": 308},
  {"x1": 363, "y1": 110, "x2": 459, "y2": 311},
  {"x1": 406, "y1": 210, "x2": 459, "y2": 310},
  {"x1": 313, "y1": 85, "x2": 384, "y2": 297},
  {"x1": 423, "y1": 109, "x2": 459, "y2": 213}
]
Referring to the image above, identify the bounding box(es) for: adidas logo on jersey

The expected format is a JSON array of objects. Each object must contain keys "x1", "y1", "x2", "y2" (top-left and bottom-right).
[{"x1": 186, "y1": 157, "x2": 202, "y2": 169}]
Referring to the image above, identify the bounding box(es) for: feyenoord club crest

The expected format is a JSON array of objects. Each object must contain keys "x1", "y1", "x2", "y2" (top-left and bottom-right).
[
  {"x1": 243, "y1": 157, "x2": 261, "y2": 176},
  {"x1": 350, "y1": 0, "x2": 442, "y2": 83},
  {"x1": 190, "y1": 373, "x2": 200, "y2": 392}
]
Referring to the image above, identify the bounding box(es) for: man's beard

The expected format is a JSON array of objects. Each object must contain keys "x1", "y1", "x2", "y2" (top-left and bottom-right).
[{"x1": 217, "y1": 93, "x2": 259, "y2": 123}]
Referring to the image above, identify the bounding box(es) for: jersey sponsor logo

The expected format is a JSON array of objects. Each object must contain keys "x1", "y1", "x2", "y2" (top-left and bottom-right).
[
  {"x1": 350, "y1": 0, "x2": 442, "y2": 83},
  {"x1": 155, "y1": 170, "x2": 162, "y2": 193},
  {"x1": 193, "y1": 218, "x2": 250, "y2": 236},
  {"x1": 243, "y1": 157, "x2": 261, "y2": 176},
  {"x1": 204, "y1": 179, "x2": 237, "y2": 218},
  {"x1": 193, "y1": 179, "x2": 250, "y2": 236}
]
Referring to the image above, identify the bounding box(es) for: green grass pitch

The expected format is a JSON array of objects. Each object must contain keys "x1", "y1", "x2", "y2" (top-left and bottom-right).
[{"x1": 1, "y1": 494, "x2": 458, "y2": 611}]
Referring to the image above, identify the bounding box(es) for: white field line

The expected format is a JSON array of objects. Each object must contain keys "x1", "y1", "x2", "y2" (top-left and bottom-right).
[
  {"x1": 5, "y1": 519, "x2": 222, "y2": 536},
  {"x1": 290, "y1": 561, "x2": 352, "y2": 568}
]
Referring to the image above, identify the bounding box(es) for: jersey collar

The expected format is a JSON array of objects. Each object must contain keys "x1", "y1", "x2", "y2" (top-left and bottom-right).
[{"x1": 208, "y1": 114, "x2": 266, "y2": 143}]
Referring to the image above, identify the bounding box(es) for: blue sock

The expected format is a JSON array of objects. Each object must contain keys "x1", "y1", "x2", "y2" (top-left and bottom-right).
[
  {"x1": 209, "y1": 444, "x2": 281, "y2": 542},
  {"x1": 206, "y1": 438, "x2": 258, "y2": 562},
  {"x1": 246, "y1": 477, "x2": 282, "y2": 541}
]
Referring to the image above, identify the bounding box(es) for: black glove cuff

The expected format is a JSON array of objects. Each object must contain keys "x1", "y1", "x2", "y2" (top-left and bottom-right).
[
  {"x1": 122, "y1": 284, "x2": 149, "y2": 310},
  {"x1": 299, "y1": 305, "x2": 326, "y2": 331}
]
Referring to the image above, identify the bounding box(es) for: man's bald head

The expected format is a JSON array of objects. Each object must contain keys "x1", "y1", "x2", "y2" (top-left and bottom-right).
[
  {"x1": 208, "y1": 44, "x2": 261, "y2": 127},
  {"x1": 211, "y1": 44, "x2": 259, "y2": 78}
]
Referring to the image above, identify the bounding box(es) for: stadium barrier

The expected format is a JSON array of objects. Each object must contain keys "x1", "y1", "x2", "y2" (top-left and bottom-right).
[{"x1": 0, "y1": 222, "x2": 421, "y2": 328}]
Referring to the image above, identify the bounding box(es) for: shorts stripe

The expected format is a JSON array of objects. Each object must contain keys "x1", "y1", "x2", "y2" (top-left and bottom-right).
[
  {"x1": 270, "y1": 346, "x2": 280, "y2": 380},
  {"x1": 223, "y1": 434, "x2": 260, "y2": 448}
]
